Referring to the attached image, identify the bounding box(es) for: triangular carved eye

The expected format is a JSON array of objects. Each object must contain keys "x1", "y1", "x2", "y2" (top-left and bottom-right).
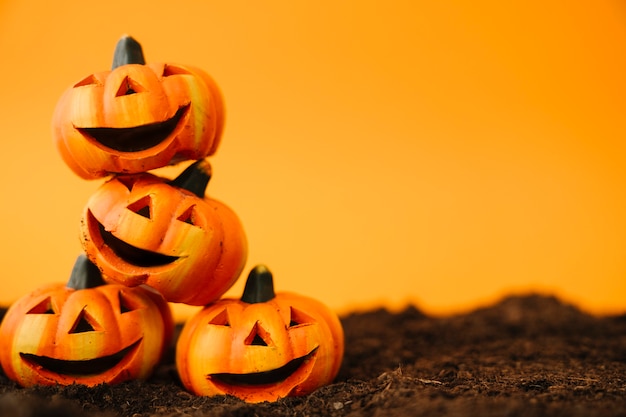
[
  {"x1": 209, "y1": 309, "x2": 230, "y2": 327},
  {"x1": 115, "y1": 76, "x2": 147, "y2": 96},
  {"x1": 70, "y1": 310, "x2": 99, "y2": 334},
  {"x1": 27, "y1": 297, "x2": 56, "y2": 314},
  {"x1": 244, "y1": 322, "x2": 272, "y2": 346},
  {"x1": 119, "y1": 291, "x2": 139, "y2": 314},
  {"x1": 177, "y1": 205, "x2": 197, "y2": 226},
  {"x1": 74, "y1": 74, "x2": 102, "y2": 88},
  {"x1": 288, "y1": 307, "x2": 315, "y2": 328},
  {"x1": 163, "y1": 64, "x2": 191, "y2": 77},
  {"x1": 127, "y1": 196, "x2": 152, "y2": 219}
]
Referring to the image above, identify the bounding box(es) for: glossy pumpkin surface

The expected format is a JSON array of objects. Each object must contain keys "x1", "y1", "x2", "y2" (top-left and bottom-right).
[
  {"x1": 176, "y1": 265, "x2": 344, "y2": 402},
  {"x1": 52, "y1": 36, "x2": 225, "y2": 179},
  {"x1": 0, "y1": 255, "x2": 173, "y2": 387},
  {"x1": 80, "y1": 160, "x2": 247, "y2": 305}
]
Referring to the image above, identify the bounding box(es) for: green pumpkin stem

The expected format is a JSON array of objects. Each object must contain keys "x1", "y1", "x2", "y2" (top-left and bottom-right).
[
  {"x1": 112, "y1": 35, "x2": 146, "y2": 69},
  {"x1": 66, "y1": 254, "x2": 106, "y2": 289},
  {"x1": 170, "y1": 159, "x2": 212, "y2": 198},
  {"x1": 241, "y1": 265, "x2": 276, "y2": 303}
]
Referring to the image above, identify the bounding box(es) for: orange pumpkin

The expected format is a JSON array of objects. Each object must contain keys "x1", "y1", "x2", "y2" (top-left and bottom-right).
[
  {"x1": 0, "y1": 255, "x2": 173, "y2": 387},
  {"x1": 80, "y1": 159, "x2": 247, "y2": 305},
  {"x1": 52, "y1": 35, "x2": 225, "y2": 179},
  {"x1": 176, "y1": 265, "x2": 344, "y2": 402}
]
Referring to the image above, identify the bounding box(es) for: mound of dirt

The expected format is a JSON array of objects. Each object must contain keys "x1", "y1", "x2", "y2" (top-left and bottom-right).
[{"x1": 1, "y1": 294, "x2": 625, "y2": 417}]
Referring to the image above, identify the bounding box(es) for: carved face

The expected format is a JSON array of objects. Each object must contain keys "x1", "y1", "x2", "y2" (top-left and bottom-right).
[
  {"x1": 80, "y1": 161, "x2": 247, "y2": 305},
  {"x1": 52, "y1": 36, "x2": 224, "y2": 179},
  {"x1": 0, "y1": 256, "x2": 173, "y2": 387},
  {"x1": 176, "y1": 266, "x2": 344, "y2": 402}
]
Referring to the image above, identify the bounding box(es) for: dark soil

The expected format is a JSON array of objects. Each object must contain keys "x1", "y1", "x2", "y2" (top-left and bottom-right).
[{"x1": 1, "y1": 294, "x2": 625, "y2": 417}]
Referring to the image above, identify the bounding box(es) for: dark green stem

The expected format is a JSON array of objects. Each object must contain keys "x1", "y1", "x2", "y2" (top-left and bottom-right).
[
  {"x1": 241, "y1": 265, "x2": 276, "y2": 303},
  {"x1": 66, "y1": 254, "x2": 106, "y2": 289},
  {"x1": 170, "y1": 159, "x2": 212, "y2": 198},
  {"x1": 112, "y1": 35, "x2": 146, "y2": 69}
]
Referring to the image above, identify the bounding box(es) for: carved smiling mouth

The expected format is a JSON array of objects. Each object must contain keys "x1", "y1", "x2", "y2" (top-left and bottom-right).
[
  {"x1": 78, "y1": 105, "x2": 189, "y2": 152},
  {"x1": 209, "y1": 347, "x2": 318, "y2": 387},
  {"x1": 20, "y1": 339, "x2": 141, "y2": 376},
  {"x1": 97, "y1": 221, "x2": 179, "y2": 267}
]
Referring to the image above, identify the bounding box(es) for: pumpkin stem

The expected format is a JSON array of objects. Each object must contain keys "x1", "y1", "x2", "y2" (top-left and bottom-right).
[
  {"x1": 112, "y1": 35, "x2": 146, "y2": 69},
  {"x1": 241, "y1": 265, "x2": 276, "y2": 303},
  {"x1": 66, "y1": 254, "x2": 106, "y2": 289},
  {"x1": 170, "y1": 159, "x2": 212, "y2": 198}
]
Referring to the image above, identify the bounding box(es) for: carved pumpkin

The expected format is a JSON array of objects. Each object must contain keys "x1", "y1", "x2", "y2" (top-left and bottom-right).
[
  {"x1": 52, "y1": 35, "x2": 225, "y2": 179},
  {"x1": 176, "y1": 265, "x2": 344, "y2": 402},
  {"x1": 80, "y1": 159, "x2": 247, "y2": 305},
  {"x1": 0, "y1": 255, "x2": 173, "y2": 387}
]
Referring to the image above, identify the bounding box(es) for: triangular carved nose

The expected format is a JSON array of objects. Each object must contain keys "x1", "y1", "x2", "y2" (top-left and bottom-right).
[
  {"x1": 249, "y1": 334, "x2": 267, "y2": 346},
  {"x1": 70, "y1": 310, "x2": 97, "y2": 334},
  {"x1": 244, "y1": 322, "x2": 272, "y2": 347},
  {"x1": 115, "y1": 76, "x2": 147, "y2": 97}
]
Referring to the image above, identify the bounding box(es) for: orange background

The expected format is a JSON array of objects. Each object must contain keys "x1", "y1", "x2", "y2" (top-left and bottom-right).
[{"x1": 1, "y1": 1, "x2": 625, "y2": 320}]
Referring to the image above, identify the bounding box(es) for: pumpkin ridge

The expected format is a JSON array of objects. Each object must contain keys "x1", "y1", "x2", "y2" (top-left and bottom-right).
[{"x1": 77, "y1": 104, "x2": 189, "y2": 152}]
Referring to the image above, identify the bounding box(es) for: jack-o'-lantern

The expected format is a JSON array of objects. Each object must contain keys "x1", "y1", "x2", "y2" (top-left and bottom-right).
[
  {"x1": 0, "y1": 255, "x2": 173, "y2": 387},
  {"x1": 80, "y1": 159, "x2": 247, "y2": 305},
  {"x1": 176, "y1": 265, "x2": 344, "y2": 403},
  {"x1": 52, "y1": 35, "x2": 225, "y2": 179}
]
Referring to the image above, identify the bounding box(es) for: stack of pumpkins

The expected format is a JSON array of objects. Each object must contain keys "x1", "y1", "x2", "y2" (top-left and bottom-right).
[{"x1": 0, "y1": 36, "x2": 344, "y2": 403}]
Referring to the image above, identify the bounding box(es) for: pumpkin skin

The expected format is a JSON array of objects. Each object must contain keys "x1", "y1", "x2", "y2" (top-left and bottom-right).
[
  {"x1": 0, "y1": 255, "x2": 173, "y2": 387},
  {"x1": 176, "y1": 265, "x2": 344, "y2": 403},
  {"x1": 80, "y1": 160, "x2": 248, "y2": 305},
  {"x1": 52, "y1": 36, "x2": 225, "y2": 179}
]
